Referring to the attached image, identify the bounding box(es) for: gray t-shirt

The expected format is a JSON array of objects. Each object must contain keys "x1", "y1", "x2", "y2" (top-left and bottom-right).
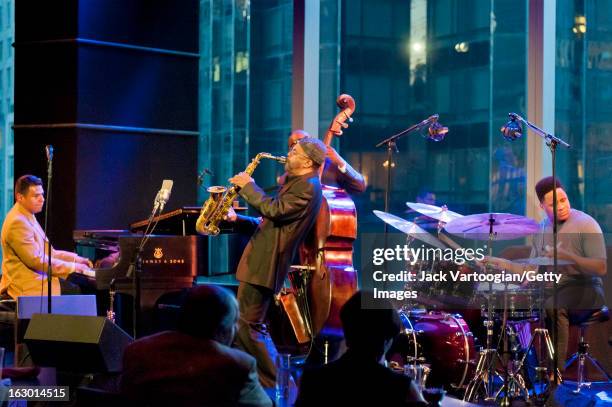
[{"x1": 531, "y1": 208, "x2": 606, "y2": 287}]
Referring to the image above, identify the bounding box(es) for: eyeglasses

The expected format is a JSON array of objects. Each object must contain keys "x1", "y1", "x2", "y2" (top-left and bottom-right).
[{"x1": 288, "y1": 145, "x2": 310, "y2": 160}]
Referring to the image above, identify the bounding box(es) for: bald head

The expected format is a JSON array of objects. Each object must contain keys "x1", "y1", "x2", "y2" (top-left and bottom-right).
[
  {"x1": 288, "y1": 129, "x2": 310, "y2": 151},
  {"x1": 340, "y1": 291, "x2": 400, "y2": 359},
  {"x1": 177, "y1": 285, "x2": 238, "y2": 345}
]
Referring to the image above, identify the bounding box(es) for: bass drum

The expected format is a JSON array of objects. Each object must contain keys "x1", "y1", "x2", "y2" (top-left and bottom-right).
[{"x1": 386, "y1": 310, "x2": 476, "y2": 390}]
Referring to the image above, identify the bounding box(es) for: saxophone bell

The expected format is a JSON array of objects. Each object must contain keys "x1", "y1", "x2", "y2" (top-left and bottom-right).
[
  {"x1": 195, "y1": 186, "x2": 228, "y2": 236},
  {"x1": 207, "y1": 186, "x2": 227, "y2": 199}
]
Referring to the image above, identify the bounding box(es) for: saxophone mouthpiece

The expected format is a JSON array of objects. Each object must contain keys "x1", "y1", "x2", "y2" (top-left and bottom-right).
[{"x1": 260, "y1": 152, "x2": 287, "y2": 164}]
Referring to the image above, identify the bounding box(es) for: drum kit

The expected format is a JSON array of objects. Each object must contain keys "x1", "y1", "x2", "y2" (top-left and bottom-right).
[{"x1": 376, "y1": 202, "x2": 565, "y2": 405}]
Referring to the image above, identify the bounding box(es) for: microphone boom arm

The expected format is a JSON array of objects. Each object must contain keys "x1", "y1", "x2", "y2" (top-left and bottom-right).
[
  {"x1": 509, "y1": 113, "x2": 571, "y2": 149},
  {"x1": 373, "y1": 114, "x2": 447, "y2": 236},
  {"x1": 375, "y1": 114, "x2": 441, "y2": 148}
]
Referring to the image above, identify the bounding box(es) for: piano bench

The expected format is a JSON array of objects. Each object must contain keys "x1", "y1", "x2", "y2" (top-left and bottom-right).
[{"x1": 0, "y1": 299, "x2": 17, "y2": 353}]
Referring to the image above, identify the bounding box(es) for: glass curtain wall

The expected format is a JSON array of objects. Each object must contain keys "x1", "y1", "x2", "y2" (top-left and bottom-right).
[
  {"x1": 249, "y1": 0, "x2": 293, "y2": 187},
  {"x1": 555, "y1": 0, "x2": 612, "y2": 232},
  {"x1": 327, "y1": 0, "x2": 528, "y2": 233},
  {"x1": 199, "y1": 0, "x2": 292, "y2": 272},
  {"x1": 318, "y1": 0, "x2": 341, "y2": 140},
  {"x1": 199, "y1": 0, "x2": 250, "y2": 272},
  {"x1": 199, "y1": 0, "x2": 249, "y2": 199},
  {"x1": 0, "y1": 0, "x2": 14, "y2": 265}
]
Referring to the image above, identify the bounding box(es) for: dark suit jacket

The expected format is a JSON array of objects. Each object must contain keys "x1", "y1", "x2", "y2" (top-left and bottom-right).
[
  {"x1": 236, "y1": 171, "x2": 322, "y2": 293},
  {"x1": 296, "y1": 351, "x2": 422, "y2": 407},
  {"x1": 119, "y1": 331, "x2": 272, "y2": 407}
]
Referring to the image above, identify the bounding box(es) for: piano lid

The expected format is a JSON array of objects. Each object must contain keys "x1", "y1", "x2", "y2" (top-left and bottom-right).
[
  {"x1": 73, "y1": 230, "x2": 134, "y2": 251},
  {"x1": 129, "y1": 206, "x2": 248, "y2": 235},
  {"x1": 129, "y1": 207, "x2": 202, "y2": 235}
]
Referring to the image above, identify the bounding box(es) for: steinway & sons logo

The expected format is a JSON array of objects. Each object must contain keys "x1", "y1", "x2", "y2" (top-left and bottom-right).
[
  {"x1": 143, "y1": 247, "x2": 186, "y2": 265},
  {"x1": 154, "y1": 248, "x2": 163, "y2": 259}
]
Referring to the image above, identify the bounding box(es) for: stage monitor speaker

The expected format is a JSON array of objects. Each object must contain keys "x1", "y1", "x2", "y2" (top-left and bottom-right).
[{"x1": 24, "y1": 313, "x2": 133, "y2": 372}]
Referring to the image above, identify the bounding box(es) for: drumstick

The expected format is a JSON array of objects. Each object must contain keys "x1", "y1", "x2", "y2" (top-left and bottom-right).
[
  {"x1": 438, "y1": 232, "x2": 491, "y2": 271},
  {"x1": 438, "y1": 233, "x2": 462, "y2": 250}
]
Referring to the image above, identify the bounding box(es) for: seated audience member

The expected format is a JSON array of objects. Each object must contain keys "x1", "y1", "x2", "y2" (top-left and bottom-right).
[
  {"x1": 120, "y1": 285, "x2": 272, "y2": 407},
  {"x1": 295, "y1": 291, "x2": 426, "y2": 406}
]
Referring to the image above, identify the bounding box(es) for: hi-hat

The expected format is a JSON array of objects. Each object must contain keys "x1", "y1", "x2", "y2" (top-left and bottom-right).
[
  {"x1": 406, "y1": 202, "x2": 463, "y2": 224},
  {"x1": 373, "y1": 210, "x2": 447, "y2": 249},
  {"x1": 514, "y1": 257, "x2": 574, "y2": 266},
  {"x1": 444, "y1": 212, "x2": 539, "y2": 240}
]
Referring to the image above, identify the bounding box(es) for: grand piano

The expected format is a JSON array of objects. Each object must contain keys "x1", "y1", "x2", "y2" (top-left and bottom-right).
[
  {"x1": 74, "y1": 207, "x2": 248, "y2": 335},
  {"x1": 74, "y1": 232, "x2": 206, "y2": 289}
]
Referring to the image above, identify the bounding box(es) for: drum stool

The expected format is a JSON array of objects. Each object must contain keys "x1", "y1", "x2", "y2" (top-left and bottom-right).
[{"x1": 564, "y1": 306, "x2": 611, "y2": 393}]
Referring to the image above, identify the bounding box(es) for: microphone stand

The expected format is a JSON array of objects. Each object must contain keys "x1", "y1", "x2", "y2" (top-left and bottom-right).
[
  {"x1": 126, "y1": 199, "x2": 162, "y2": 338},
  {"x1": 506, "y1": 113, "x2": 570, "y2": 389},
  {"x1": 374, "y1": 115, "x2": 445, "y2": 292},
  {"x1": 126, "y1": 246, "x2": 143, "y2": 339},
  {"x1": 44, "y1": 151, "x2": 53, "y2": 313},
  {"x1": 374, "y1": 115, "x2": 442, "y2": 233}
]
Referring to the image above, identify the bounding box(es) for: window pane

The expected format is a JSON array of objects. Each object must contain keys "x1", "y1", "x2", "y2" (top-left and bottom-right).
[{"x1": 555, "y1": 0, "x2": 612, "y2": 232}]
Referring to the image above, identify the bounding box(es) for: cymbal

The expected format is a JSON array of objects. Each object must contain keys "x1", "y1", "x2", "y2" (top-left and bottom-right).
[
  {"x1": 406, "y1": 202, "x2": 463, "y2": 224},
  {"x1": 373, "y1": 210, "x2": 447, "y2": 249},
  {"x1": 444, "y1": 212, "x2": 539, "y2": 240},
  {"x1": 514, "y1": 257, "x2": 574, "y2": 266}
]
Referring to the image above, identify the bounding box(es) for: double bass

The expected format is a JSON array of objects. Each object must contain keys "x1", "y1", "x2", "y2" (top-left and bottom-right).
[
  {"x1": 270, "y1": 95, "x2": 359, "y2": 355},
  {"x1": 300, "y1": 94, "x2": 359, "y2": 339}
]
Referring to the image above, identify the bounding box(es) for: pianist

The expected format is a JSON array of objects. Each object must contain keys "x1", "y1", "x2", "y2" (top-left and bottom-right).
[{"x1": 0, "y1": 175, "x2": 93, "y2": 299}]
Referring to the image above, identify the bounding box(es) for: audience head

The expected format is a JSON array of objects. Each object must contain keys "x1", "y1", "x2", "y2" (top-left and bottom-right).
[
  {"x1": 415, "y1": 188, "x2": 436, "y2": 206},
  {"x1": 177, "y1": 285, "x2": 238, "y2": 345},
  {"x1": 340, "y1": 291, "x2": 401, "y2": 360}
]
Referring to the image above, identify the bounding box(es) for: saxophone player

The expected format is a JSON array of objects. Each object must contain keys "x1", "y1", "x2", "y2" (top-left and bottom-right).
[{"x1": 227, "y1": 138, "x2": 326, "y2": 388}]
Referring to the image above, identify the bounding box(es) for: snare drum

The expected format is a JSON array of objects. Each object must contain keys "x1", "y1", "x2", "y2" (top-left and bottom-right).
[
  {"x1": 386, "y1": 310, "x2": 476, "y2": 389},
  {"x1": 479, "y1": 289, "x2": 542, "y2": 321}
]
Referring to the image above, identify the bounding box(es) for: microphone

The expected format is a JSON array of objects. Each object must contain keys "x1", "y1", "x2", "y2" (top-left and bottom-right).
[
  {"x1": 153, "y1": 179, "x2": 174, "y2": 212},
  {"x1": 501, "y1": 113, "x2": 522, "y2": 141},
  {"x1": 423, "y1": 115, "x2": 448, "y2": 142},
  {"x1": 45, "y1": 145, "x2": 54, "y2": 161},
  {"x1": 197, "y1": 168, "x2": 214, "y2": 186}
]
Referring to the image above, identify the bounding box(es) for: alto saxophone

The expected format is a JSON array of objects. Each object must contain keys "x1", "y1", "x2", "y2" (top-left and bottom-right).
[{"x1": 196, "y1": 152, "x2": 286, "y2": 236}]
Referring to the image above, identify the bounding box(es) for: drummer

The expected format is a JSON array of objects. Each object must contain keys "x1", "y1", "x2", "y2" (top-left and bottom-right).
[{"x1": 485, "y1": 176, "x2": 607, "y2": 373}]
